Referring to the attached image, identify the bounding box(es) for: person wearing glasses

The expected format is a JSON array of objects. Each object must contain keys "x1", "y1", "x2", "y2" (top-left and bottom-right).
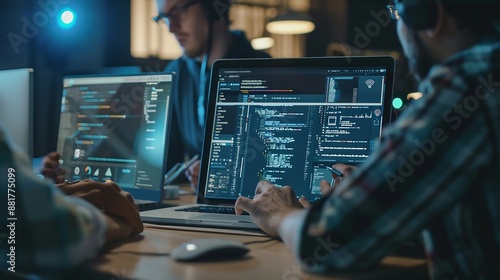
[
  {"x1": 154, "y1": 0, "x2": 270, "y2": 190},
  {"x1": 235, "y1": 1, "x2": 500, "y2": 279}
]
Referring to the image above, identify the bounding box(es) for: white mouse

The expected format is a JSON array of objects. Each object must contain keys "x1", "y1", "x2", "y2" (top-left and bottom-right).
[{"x1": 172, "y1": 238, "x2": 250, "y2": 262}]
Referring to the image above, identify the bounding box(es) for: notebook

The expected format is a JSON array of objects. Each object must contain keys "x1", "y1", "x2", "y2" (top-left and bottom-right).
[
  {"x1": 141, "y1": 56, "x2": 395, "y2": 231},
  {"x1": 55, "y1": 73, "x2": 175, "y2": 208}
]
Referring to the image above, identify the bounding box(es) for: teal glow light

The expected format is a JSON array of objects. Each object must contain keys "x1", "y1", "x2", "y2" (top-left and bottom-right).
[
  {"x1": 392, "y1": 98, "x2": 403, "y2": 109},
  {"x1": 59, "y1": 9, "x2": 76, "y2": 28}
]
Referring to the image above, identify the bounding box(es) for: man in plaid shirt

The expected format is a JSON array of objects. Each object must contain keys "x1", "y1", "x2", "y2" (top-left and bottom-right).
[{"x1": 236, "y1": 1, "x2": 500, "y2": 279}]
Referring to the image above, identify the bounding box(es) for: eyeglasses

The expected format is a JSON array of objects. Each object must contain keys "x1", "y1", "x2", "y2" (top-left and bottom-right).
[
  {"x1": 153, "y1": 0, "x2": 202, "y2": 26},
  {"x1": 386, "y1": 1, "x2": 401, "y2": 20}
]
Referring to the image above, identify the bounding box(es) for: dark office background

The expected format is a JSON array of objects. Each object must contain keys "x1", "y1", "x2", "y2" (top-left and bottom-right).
[{"x1": 0, "y1": 0, "x2": 415, "y2": 158}]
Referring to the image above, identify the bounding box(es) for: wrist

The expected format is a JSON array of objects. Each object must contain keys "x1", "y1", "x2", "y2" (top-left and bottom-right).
[
  {"x1": 104, "y1": 215, "x2": 131, "y2": 244},
  {"x1": 269, "y1": 208, "x2": 301, "y2": 236},
  {"x1": 104, "y1": 215, "x2": 120, "y2": 243},
  {"x1": 278, "y1": 209, "x2": 308, "y2": 249}
]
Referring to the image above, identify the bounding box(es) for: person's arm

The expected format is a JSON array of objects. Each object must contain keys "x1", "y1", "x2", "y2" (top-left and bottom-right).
[
  {"x1": 294, "y1": 85, "x2": 497, "y2": 272},
  {"x1": 237, "y1": 84, "x2": 495, "y2": 272},
  {"x1": 0, "y1": 133, "x2": 141, "y2": 275},
  {"x1": 1, "y1": 150, "x2": 104, "y2": 274},
  {"x1": 278, "y1": 210, "x2": 308, "y2": 256}
]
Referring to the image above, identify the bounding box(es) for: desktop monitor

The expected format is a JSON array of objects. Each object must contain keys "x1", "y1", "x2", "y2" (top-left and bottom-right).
[{"x1": 0, "y1": 68, "x2": 34, "y2": 160}]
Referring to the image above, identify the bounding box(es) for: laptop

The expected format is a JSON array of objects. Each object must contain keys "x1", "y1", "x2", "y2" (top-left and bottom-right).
[
  {"x1": 141, "y1": 56, "x2": 395, "y2": 231},
  {"x1": 55, "y1": 73, "x2": 175, "y2": 209}
]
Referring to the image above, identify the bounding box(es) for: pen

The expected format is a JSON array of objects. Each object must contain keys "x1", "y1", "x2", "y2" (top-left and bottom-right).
[
  {"x1": 325, "y1": 166, "x2": 343, "y2": 189},
  {"x1": 326, "y1": 166, "x2": 344, "y2": 177},
  {"x1": 164, "y1": 154, "x2": 199, "y2": 185},
  {"x1": 183, "y1": 154, "x2": 200, "y2": 170}
]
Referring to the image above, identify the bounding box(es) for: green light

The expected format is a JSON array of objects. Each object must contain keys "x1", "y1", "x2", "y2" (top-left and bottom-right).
[{"x1": 392, "y1": 98, "x2": 403, "y2": 109}]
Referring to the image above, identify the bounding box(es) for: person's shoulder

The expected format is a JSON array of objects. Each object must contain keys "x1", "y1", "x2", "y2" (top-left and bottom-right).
[{"x1": 164, "y1": 57, "x2": 184, "y2": 72}]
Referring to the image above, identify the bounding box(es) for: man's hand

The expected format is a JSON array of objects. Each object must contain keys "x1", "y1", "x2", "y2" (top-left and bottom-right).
[
  {"x1": 329, "y1": 163, "x2": 357, "y2": 193},
  {"x1": 57, "y1": 180, "x2": 143, "y2": 239},
  {"x1": 332, "y1": 163, "x2": 357, "y2": 177},
  {"x1": 298, "y1": 163, "x2": 357, "y2": 208},
  {"x1": 234, "y1": 181, "x2": 303, "y2": 237},
  {"x1": 299, "y1": 179, "x2": 332, "y2": 208},
  {"x1": 41, "y1": 152, "x2": 66, "y2": 184},
  {"x1": 184, "y1": 160, "x2": 200, "y2": 192}
]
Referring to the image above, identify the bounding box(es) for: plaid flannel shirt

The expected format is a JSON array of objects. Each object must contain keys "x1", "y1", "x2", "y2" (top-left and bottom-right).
[{"x1": 297, "y1": 32, "x2": 500, "y2": 279}]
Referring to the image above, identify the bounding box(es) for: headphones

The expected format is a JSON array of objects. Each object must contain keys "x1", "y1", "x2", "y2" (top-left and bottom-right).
[
  {"x1": 200, "y1": 0, "x2": 231, "y2": 22},
  {"x1": 395, "y1": 0, "x2": 439, "y2": 30}
]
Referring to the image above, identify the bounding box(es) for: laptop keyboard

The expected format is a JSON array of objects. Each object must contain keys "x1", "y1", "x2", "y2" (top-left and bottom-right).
[{"x1": 175, "y1": 206, "x2": 250, "y2": 215}]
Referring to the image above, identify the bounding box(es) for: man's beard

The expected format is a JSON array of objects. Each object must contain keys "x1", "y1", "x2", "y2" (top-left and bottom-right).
[{"x1": 407, "y1": 29, "x2": 436, "y2": 82}]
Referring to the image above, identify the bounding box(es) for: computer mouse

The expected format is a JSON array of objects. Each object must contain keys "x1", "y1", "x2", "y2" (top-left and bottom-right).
[{"x1": 171, "y1": 238, "x2": 250, "y2": 262}]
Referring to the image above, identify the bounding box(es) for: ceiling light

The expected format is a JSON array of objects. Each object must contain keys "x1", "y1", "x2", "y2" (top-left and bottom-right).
[
  {"x1": 251, "y1": 37, "x2": 275, "y2": 50},
  {"x1": 266, "y1": 11, "x2": 315, "y2": 35}
]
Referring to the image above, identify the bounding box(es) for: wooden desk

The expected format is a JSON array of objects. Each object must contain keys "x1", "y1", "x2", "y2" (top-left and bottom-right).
[
  {"x1": 77, "y1": 186, "x2": 429, "y2": 280},
  {"x1": 79, "y1": 227, "x2": 427, "y2": 280}
]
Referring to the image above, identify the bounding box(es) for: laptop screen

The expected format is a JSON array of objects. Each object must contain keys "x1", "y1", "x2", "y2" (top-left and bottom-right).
[
  {"x1": 199, "y1": 57, "x2": 395, "y2": 203},
  {"x1": 56, "y1": 73, "x2": 174, "y2": 202}
]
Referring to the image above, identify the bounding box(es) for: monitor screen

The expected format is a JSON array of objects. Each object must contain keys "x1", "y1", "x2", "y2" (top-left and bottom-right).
[
  {"x1": 0, "y1": 68, "x2": 34, "y2": 160},
  {"x1": 200, "y1": 57, "x2": 394, "y2": 203},
  {"x1": 56, "y1": 73, "x2": 174, "y2": 202}
]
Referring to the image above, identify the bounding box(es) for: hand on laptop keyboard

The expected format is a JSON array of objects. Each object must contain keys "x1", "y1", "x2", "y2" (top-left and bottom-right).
[{"x1": 57, "y1": 179, "x2": 144, "y2": 238}]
